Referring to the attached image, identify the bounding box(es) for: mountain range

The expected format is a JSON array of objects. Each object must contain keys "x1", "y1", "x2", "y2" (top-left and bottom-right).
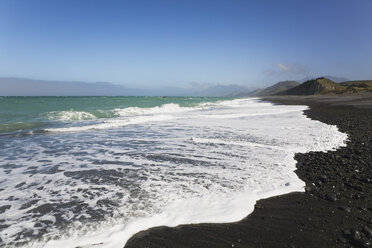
[{"x1": 0, "y1": 77, "x2": 254, "y2": 97}]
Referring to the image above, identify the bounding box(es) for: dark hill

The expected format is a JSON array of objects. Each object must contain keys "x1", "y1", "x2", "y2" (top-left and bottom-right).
[
  {"x1": 252, "y1": 81, "x2": 299, "y2": 96},
  {"x1": 281, "y1": 77, "x2": 345, "y2": 95}
]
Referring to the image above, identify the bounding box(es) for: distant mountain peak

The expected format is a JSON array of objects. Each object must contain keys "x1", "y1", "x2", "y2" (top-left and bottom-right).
[{"x1": 250, "y1": 80, "x2": 300, "y2": 96}]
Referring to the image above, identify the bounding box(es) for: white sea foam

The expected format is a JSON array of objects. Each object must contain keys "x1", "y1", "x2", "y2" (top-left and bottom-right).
[
  {"x1": 44, "y1": 103, "x2": 199, "y2": 132},
  {"x1": 46, "y1": 110, "x2": 97, "y2": 121},
  {"x1": 45, "y1": 103, "x2": 197, "y2": 125},
  {"x1": 0, "y1": 98, "x2": 347, "y2": 248},
  {"x1": 45, "y1": 114, "x2": 175, "y2": 132},
  {"x1": 113, "y1": 103, "x2": 195, "y2": 117}
]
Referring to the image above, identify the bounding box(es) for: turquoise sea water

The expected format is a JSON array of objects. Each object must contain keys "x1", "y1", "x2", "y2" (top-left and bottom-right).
[{"x1": 0, "y1": 96, "x2": 226, "y2": 134}]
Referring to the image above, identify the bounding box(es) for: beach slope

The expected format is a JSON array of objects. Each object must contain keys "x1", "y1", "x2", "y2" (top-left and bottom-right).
[{"x1": 125, "y1": 95, "x2": 372, "y2": 248}]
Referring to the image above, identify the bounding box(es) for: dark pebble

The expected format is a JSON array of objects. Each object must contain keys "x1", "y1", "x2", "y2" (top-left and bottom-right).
[
  {"x1": 320, "y1": 174, "x2": 328, "y2": 182},
  {"x1": 338, "y1": 206, "x2": 351, "y2": 212},
  {"x1": 343, "y1": 229, "x2": 352, "y2": 237},
  {"x1": 338, "y1": 237, "x2": 348, "y2": 243},
  {"x1": 354, "y1": 239, "x2": 371, "y2": 248},
  {"x1": 304, "y1": 186, "x2": 313, "y2": 192},
  {"x1": 352, "y1": 230, "x2": 361, "y2": 241},
  {"x1": 362, "y1": 226, "x2": 372, "y2": 238},
  {"x1": 255, "y1": 204, "x2": 264, "y2": 209},
  {"x1": 353, "y1": 194, "x2": 362, "y2": 199},
  {"x1": 325, "y1": 193, "x2": 337, "y2": 202},
  {"x1": 363, "y1": 178, "x2": 371, "y2": 183}
]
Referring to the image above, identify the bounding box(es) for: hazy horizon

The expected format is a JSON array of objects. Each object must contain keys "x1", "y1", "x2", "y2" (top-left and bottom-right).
[
  {"x1": 0, "y1": 74, "x2": 358, "y2": 96},
  {"x1": 1, "y1": 0, "x2": 372, "y2": 93}
]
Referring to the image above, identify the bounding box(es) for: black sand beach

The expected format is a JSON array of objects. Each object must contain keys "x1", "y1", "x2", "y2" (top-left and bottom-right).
[{"x1": 125, "y1": 95, "x2": 372, "y2": 248}]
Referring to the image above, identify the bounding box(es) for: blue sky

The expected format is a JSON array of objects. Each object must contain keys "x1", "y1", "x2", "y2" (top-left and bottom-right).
[{"x1": 0, "y1": 0, "x2": 371, "y2": 88}]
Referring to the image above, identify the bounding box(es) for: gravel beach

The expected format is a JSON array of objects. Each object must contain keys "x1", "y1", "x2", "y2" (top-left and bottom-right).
[{"x1": 125, "y1": 95, "x2": 372, "y2": 248}]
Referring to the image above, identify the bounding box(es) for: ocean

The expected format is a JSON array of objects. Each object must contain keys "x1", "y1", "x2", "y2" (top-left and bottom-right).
[{"x1": 0, "y1": 96, "x2": 347, "y2": 247}]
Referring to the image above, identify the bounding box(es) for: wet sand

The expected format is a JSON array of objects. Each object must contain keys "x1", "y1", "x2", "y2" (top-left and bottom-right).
[{"x1": 125, "y1": 95, "x2": 372, "y2": 248}]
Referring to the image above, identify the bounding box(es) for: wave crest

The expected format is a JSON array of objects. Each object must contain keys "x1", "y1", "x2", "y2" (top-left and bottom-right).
[{"x1": 46, "y1": 111, "x2": 97, "y2": 122}]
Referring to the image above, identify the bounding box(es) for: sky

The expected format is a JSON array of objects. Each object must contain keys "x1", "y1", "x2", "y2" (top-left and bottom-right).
[{"x1": 0, "y1": 0, "x2": 371, "y2": 88}]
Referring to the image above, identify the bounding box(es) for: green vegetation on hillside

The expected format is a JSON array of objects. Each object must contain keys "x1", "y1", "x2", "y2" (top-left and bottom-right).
[
  {"x1": 282, "y1": 77, "x2": 344, "y2": 95},
  {"x1": 339, "y1": 80, "x2": 372, "y2": 93},
  {"x1": 252, "y1": 78, "x2": 372, "y2": 97}
]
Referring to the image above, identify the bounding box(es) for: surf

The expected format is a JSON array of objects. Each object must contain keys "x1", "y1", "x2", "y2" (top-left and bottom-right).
[{"x1": 0, "y1": 97, "x2": 347, "y2": 247}]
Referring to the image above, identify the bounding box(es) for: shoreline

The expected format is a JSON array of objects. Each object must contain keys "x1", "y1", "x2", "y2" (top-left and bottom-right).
[{"x1": 124, "y1": 95, "x2": 372, "y2": 248}]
